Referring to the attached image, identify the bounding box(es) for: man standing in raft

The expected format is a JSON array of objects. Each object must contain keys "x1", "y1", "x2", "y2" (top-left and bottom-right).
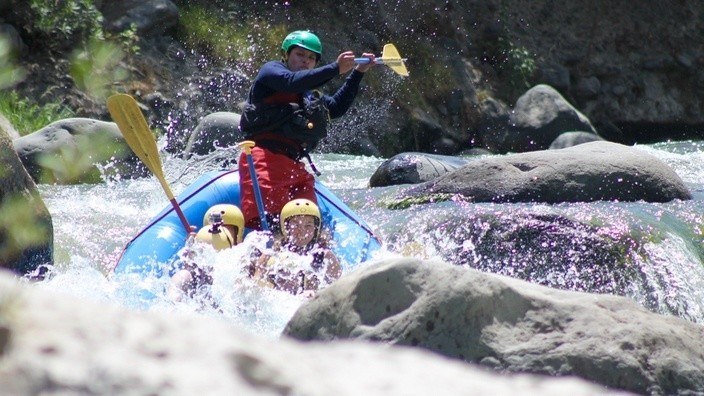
[{"x1": 238, "y1": 30, "x2": 376, "y2": 230}]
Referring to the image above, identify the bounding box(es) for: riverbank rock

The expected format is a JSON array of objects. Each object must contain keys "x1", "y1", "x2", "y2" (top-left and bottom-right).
[
  {"x1": 0, "y1": 112, "x2": 20, "y2": 140},
  {"x1": 369, "y1": 152, "x2": 471, "y2": 187},
  {"x1": 549, "y1": 131, "x2": 604, "y2": 149},
  {"x1": 0, "y1": 23, "x2": 27, "y2": 57},
  {"x1": 483, "y1": 85, "x2": 598, "y2": 153},
  {"x1": 99, "y1": 0, "x2": 179, "y2": 36},
  {"x1": 183, "y1": 112, "x2": 244, "y2": 159},
  {"x1": 284, "y1": 258, "x2": 704, "y2": 395},
  {"x1": 403, "y1": 141, "x2": 691, "y2": 204},
  {"x1": 12, "y1": 118, "x2": 145, "y2": 184},
  {"x1": 0, "y1": 125, "x2": 52, "y2": 276},
  {"x1": 4, "y1": 2, "x2": 704, "y2": 159},
  {"x1": 0, "y1": 270, "x2": 622, "y2": 395}
]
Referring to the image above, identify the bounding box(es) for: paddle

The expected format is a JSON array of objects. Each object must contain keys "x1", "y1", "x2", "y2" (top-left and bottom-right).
[
  {"x1": 106, "y1": 93, "x2": 192, "y2": 234},
  {"x1": 354, "y1": 43, "x2": 409, "y2": 77},
  {"x1": 238, "y1": 140, "x2": 270, "y2": 232}
]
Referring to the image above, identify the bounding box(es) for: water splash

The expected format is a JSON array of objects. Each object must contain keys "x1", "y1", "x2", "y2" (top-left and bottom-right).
[
  {"x1": 376, "y1": 191, "x2": 704, "y2": 323},
  {"x1": 33, "y1": 143, "x2": 704, "y2": 334}
]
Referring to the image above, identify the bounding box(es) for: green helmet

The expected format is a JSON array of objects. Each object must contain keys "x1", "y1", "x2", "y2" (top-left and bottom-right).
[{"x1": 281, "y1": 30, "x2": 322, "y2": 59}]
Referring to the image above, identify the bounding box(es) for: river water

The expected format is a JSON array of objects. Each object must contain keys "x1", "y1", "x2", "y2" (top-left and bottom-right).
[{"x1": 33, "y1": 140, "x2": 704, "y2": 338}]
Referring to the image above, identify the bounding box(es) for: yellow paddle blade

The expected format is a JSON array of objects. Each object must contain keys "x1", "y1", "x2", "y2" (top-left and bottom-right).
[
  {"x1": 107, "y1": 94, "x2": 164, "y2": 180},
  {"x1": 381, "y1": 43, "x2": 409, "y2": 77},
  {"x1": 107, "y1": 93, "x2": 190, "y2": 231}
]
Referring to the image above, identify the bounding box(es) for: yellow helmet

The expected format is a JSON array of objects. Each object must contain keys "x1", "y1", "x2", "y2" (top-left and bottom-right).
[
  {"x1": 195, "y1": 224, "x2": 235, "y2": 251},
  {"x1": 202, "y1": 204, "x2": 244, "y2": 243},
  {"x1": 280, "y1": 199, "x2": 321, "y2": 238}
]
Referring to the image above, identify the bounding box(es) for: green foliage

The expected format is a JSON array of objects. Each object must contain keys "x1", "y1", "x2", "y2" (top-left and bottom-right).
[
  {"x1": 368, "y1": 40, "x2": 452, "y2": 110},
  {"x1": 70, "y1": 38, "x2": 129, "y2": 101},
  {"x1": 0, "y1": 91, "x2": 74, "y2": 136},
  {"x1": 404, "y1": 44, "x2": 455, "y2": 104},
  {"x1": 17, "y1": 1, "x2": 136, "y2": 100},
  {"x1": 106, "y1": 24, "x2": 141, "y2": 56},
  {"x1": 24, "y1": 0, "x2": 104, "y2": 51},
  {"x1": 178, "y1": 5, "x2": 287, "y2": 73},
  {"x1": 496, "y1": 37, "x2": 536, "y2": 99},
  {"x1": 481, "y1": 4, "x2": 537, "y2": 100}
]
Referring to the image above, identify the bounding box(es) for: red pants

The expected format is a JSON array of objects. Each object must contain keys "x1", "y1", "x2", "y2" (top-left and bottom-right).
[{"x1": 238, "y1": 147, "x2": 316, "y2": 229}]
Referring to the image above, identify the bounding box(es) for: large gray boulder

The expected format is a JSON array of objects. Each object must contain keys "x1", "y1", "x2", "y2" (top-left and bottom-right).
[
  {"x1": 0, "y1": 112, "x2": 20, "y2": 140},
  {"x1": 0, "y1": 23, "x2": 27, "y2": 57},
  {"x1": 99, "y1": 0, "x2": 179, "y2": 36},
  {"x1": 549, "y1": 131, "x2": 604, "y2": 149},
  {"x1": 483, "y1": 85, "x2": 598, "y2": 153},
  {"x1": 183, "y1": 112, "x2": 244, "y2": 159},
  {"x1": 0, "y1": 123, "x2": 52, "y2": 276},
  {"x1": 369, "y1": 152, "x2": 471, "y2": 187},
  {"x1": 284, "y1": 258, "x2": 704, "y2": 395},
  {"x1": 13, "y1": 118, "x2": 145, "y2": 184},
  {"x1": 404, "y1": 141, "x2": 691, "y2": 204},
  {"x1": 0, "y1": 270, "x2": 620, "y2": 395}
]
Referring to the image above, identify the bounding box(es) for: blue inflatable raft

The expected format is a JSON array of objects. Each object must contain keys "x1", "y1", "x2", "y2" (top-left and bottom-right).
[{"x1": 113, "y1": 169, "x2": 381, "y2": 278}]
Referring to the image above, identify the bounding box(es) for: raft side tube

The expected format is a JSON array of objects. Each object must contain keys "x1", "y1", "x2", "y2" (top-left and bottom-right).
[{"x1": 114, "y1": 169, "x2": 381, "y2": 277}]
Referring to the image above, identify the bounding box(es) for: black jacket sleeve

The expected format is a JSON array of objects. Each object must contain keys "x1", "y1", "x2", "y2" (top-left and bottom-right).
[
  {"x1": 249, "y1": 61, "x2": 340, "y2": 103},
  {"x1": 323, "y1": 70, "x2": 365, "y2": 119}
]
